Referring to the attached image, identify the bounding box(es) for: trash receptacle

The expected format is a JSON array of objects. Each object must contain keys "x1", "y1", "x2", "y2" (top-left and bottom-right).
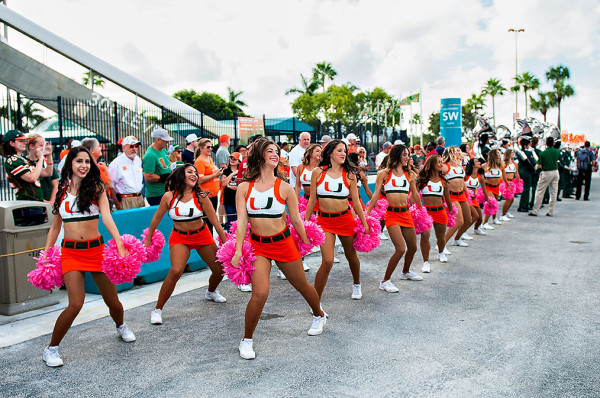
[{"x1": 0, "y1": 201, "x2": 60, "y2": 315}]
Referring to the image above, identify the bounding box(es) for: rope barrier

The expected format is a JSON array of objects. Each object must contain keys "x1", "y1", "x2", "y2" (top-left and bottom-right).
[{"x1": 0, "y1": 247, "x2": 44, "y2": 258}]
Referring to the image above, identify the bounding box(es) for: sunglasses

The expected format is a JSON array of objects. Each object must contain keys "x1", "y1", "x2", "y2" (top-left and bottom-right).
[
  {"x1": 128, "y1": 144, "x2": 141, "y2": 148},
  {"x1": 176, "y1": 150, "x2": 183, "y2": 153},
  {"x1": 205, "y1": 146, "x2": 213, "y2": 149}
]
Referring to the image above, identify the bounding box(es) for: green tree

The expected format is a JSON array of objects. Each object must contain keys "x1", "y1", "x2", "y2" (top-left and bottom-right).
[
  {"x1": 285, "y1": 74, "x2": 321, "y2": 97},
  {"x1": 428, "y1": 111, "x2": 440, "y2": 136},
  {"x1": 529, "y1": 91, "x2": 556, "y2": 122},
  {"x1": 464, "y1": 93, "x2": 486, "y2": 128},
  {"x1": 511, "y1": 72, "x2": 540, "y2": 118},
  {"x1": 312, "y1": 61, "x2": 337, "y2": 93},
  {"x1": 173, "y1": 89, "x2": 247, "y2": 119},
  {"x1": 82, "y1": 71, "x2": 105, "y2": 89},
  {"x1": 22, "y1": 100, "x2": 46, "y2": 130},
  {"x1": 546, "y1": 65, "x2": 575, "y2": 130},
  {"x1": 481, "y1": 78, "x2": 506, "y2": 129},
  {"x1": 227, "y1": 87, "x2": 247, "y2": 114}
]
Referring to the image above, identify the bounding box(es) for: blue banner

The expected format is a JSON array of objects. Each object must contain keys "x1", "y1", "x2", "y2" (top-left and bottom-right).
[{"x1": 440, "y1": 98, "x2": 462, "y2": 147}]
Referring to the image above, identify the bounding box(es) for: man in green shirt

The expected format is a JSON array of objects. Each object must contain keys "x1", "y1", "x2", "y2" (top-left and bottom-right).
[
  {"x1": 529, "y1": 136, "x2": 560, "y2": 217},
  {"x1": 143, "y1": 128, "x2": 173, "y2": 205}
]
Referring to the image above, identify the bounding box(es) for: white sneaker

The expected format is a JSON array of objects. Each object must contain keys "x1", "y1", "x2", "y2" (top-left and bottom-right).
[
  {"x1": 116, "y1": 323, "x2": 136, "y2": 342},
  {"x1": 277, "y1": 269, "x2": 287, "y2": 280},
  {"x1": 43, "y1": 346, "x2": 63, "y2": 367},
  {"x1": 500, "y1": 215, "x2": 511, "y2": 222},
  {"x1": 307, "y1": 315, "x2": 327, "y2": 336},
  {"x1": 451, "y1": 239, "x2": 469, "y2": 247},
  {"x1": 492, "y1": 218, "x2": 502, "y2": 225},
  {"x1": 351, "y1": 284, "x2": 362, "y2": 299},
  {"x1": 150, "y1": 309, "x2": 162, "y2": 325},
  {"x1": 333, "y1": 257, "x2": 340, "y2": 263},
  {"x1": 422, "y1": 261, "x2": 431, "y2": 273},
  {"x1": 239, "y1": 338, "x2": 256, "y2": 359},
  {"x1": 379, "y1": 280, "x2": 399, "y2": 292},
  {"x1": 474, "y1": 228, "x2": 487, "y2": 236},
  {"x1": 310, "y1": 304, "x2": 329, "y2": 318},
  {"x1": 461, "y1": 233, "x2": 473, "y2": 240},
  {"x1": 438, "y1": 252, "x2": 448, "y2": 263},
  {"x1": 379, "y1": 232, "x2": 389, "y2": 241},
  {"x1": 311, "y1": 246, "x2": 321, "y2": 253},
  {"x1": 443, "y1": 247, "x2": 451, "y2": 255},
  {"x1": 303, "y1": 262, "x2": 310, "y2": 272},
  {"x1": 482, "y1": 223, "x2": 494, "y2": 230},
  {"x1": 205, "y1": 290, "x2": 227, "y2": 303},
  {"x1": 337, "y1": 246, "x2": 345, "y2": 254},
  {"x1": 400, "y1": 271, "x2": 423, "y2": 281},
  {"x1": 238, "y1": 284, "x2": 252, "y2": 292},
  {"x1": 507, "y1": 212, "x2": 515, "y2": 218}
]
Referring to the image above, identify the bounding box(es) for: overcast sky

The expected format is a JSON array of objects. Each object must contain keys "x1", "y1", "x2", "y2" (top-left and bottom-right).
[{"x1": 4, "y1": 0, "x2": 600, "y2": 142}]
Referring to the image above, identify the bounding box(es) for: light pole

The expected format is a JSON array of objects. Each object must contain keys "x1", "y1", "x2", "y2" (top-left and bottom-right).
[{"x1": 508, "y1": 28, "x2": 525, "y2": 128}]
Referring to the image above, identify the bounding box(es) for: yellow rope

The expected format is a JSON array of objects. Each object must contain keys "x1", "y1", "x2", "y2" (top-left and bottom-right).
[{"x1": 0, "y1": 247, "x2": 44, "y2": 258}]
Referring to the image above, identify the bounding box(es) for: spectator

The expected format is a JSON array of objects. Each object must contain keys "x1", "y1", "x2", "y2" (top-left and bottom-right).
[
  {"x1": 28, "y1": 134, "x2": 58, "y2": 207},
  {"x1": 1, "y1": 130, "x2": 52, "y2": 202},
  {"x1": 288, "y1": 132, "x2": 311, "y2": 187},
  {"x1": 235, "y1": 145, "x2": 247, "y2": 159},
  {"x1": 216, "y1": 134, "x2": 231, "y2": 168},
  {"x1": 375, "y1": 142, "x2": 392, "y2": 169},
  {"x1": 346, "y1": 133, "x2": 359, "y2": 153},
  {"x1": 279, "y1": 142, "x2": 290, "y2": 160},
  {"x1": 57, "y1": 140, "x2": 82, "y2": 173},
  {"x1": 143, "y1": 128, "x2": 173, "y2": 206},
  {"x1": 575, "y1": 141, "x2": 595, "y2": 201},
  {"x1": 221, "y1": 152, "x2": 241, "y2": 229},
  {"x1": 194, "y1": 138, "x2": 222, "y2": 233},
  {"x1": 319, "y1": 135, "x2": 332, "y2": 148},
  {"x1": 81, "y1": 137, "x2": 119, "y2": 207},
  {"x1": 182, "y1": 133, "x2": 198, "y2": 164},
  {"x1": 108, "y1": 135, "x2": 144, "y2": 209},
  {"x1": 59, "y1": 137, "x2": 74, "y2": 160},
  {"x1": 357, "y1": 146, "x2": 369, "y2": 173},
  {"x1": 435, "y1": 136, "x2": 445, "y2": 156},
  {"x1": 426, "y1": 141, "x2": 437, "y2": 158},
  {"x1": 479, "y1": 133, "x2": 490, "y2": 160},
  {"x1": 411, "y1": 144, "x2": 426, "y2": 169},
  {"x1": 169, "y1": 144, "x2": 185, "y2": 171},
  {"x1": 529, "y1": 137, "x2": 561, "y2": 217}
]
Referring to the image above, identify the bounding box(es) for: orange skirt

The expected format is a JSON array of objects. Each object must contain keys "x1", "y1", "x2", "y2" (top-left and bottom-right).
[
  {"x1": 384, "y1": 205, "x2": 414, "y2": 228},
  {"x1": 250, "y1": 228, "x2": 301, "y2": 263},
  {"x1": 449, "y1": 190, "x2": 468, "y2": 203},
  {"x1": 426, "y1": 205, "x2": 448, "y2": 225},
  {"x1": 61, "y1": 236, "x2": 105, "y2": 275},
  {"x1": 169, "y1": 225, "x2": 215, "y2": 249},
  {"x1": 317, "y1": 209, "x2": 355, "y2": 237},
  {"x1": 485, "y1": 183, "x2": 500, "y2": 196}
]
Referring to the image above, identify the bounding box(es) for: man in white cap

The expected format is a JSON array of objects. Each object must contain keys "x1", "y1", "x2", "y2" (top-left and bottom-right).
[
  {"x1": 108, "y1": 136, "x2": 144, "y2": 209},
  {"x1": 143, "y1": 128, "x2": 173, "y2": 205},
  {"x1": 346, "y1": 133, "x2": 358, "y2": 153},
  {"x1": 182, "y1": 133, "x2": 198, "y2": 164},
  {"x1": 288, "y1": 132, "x2": 311, "y2": 187},
  {"x1": 375, "y1": 142, "x2": 392, "y2": 169},
  {"x1": 319, "y1": 135, "x2": 332, "y2": 148}
]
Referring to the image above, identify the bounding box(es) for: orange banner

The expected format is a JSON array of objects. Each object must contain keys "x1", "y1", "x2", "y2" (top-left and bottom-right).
[
  {"x1": 561, "y1": 132, "x2": 586, "y2": 145},
  {"x1": 238, "y1": 117, "x2": 264, "y2": 145}
]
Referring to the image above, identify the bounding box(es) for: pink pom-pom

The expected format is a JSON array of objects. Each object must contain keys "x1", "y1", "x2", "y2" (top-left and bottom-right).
[
  {"x1": 297, "y1": 195, "x2": 308, "y2": 213},
  {"x1": 290, "y1": 220, "x2": 326, "y2": 256},
  {"x1": 483, "y1": 197, "x2": 499, "y2": 216},
  {"x1": 500, "y1": 182, "x2": 515, "y2": 200},
  {"x1": 28, "y1": 246, "x2": 63, "y2": 291},
  {"x1": 444, "y1": 203, "x2": 458, "y2": 228},
  {"x1": 299, "y1": 210, "x2": 318, "y2": 223},
  {"x1": 410, "y1": 205, "x2": 433, "y2": 235},
  {"x1": 217, "y1": 238, "x2": 256, "y2": 286},
  {"x1": 366, "y1": 199, "x2": 387, "y2": 221},
  {"x1": 102, "y1": 234, "x2": 144, "y2": 285},
  {"x1": 228, "y1": 220, "x2": 251, "y2": 239},
  {"x1": 476, "y1": 187, "x2": 486, "y2": 203},
  {"x1": 513, "y1": 179, "x2": 524, "y2": 194},
  {"x1": 466, "y1": 188, "x2": 475, "y2": 201},
  {"x1": 352, "y1": 215, "x2": 382, "y2": 252},
  {"x1": 141, "y1": 228, "x2": 165, "y2": 263}
]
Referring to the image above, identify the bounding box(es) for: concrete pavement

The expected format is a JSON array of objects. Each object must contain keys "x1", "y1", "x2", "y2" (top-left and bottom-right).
[{"x1": 1, "y1": 176, "x2": 599, "y2": 397}]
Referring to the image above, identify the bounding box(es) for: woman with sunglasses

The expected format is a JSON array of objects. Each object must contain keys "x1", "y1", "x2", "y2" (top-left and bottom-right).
[
  {"x1": 233, "y1": 137, "x2": 326, "y2": 360},
  {"x1": 145, "y1": 164, "x2": 229, "y2": 325},
  {"x1": 194, "y1": 138, "x2": 223, "y2": 233},
  {"x1": 169, "y1": 144, "x2": 185, "y2": 171}
]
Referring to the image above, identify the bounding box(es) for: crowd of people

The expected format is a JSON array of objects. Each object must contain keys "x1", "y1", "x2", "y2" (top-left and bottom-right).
[{"x1": 0, "y1": 127, "x2": 597, "y2": 365}]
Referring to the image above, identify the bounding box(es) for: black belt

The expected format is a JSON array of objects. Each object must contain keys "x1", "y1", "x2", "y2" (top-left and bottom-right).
[
  {"x1": 250, "y1": 228, "x2": 290, "y2": 243},
  {"x1": 386, "y1": 205, "x2": 409, "y2": 213},
  {"x1": 450, "y1": 190, "x2": 464, "y2": 195},
  {"x1": 173, "y1": 224, "x2": 206, "y2": 235},
  {"x1": 61, "y1": 236, "x2": 104, "y2": 249},
  {"x1": 426, "y1": 205, "x2": 444, "y2": 212},
  {"x1": 318, "y1": 209, "x2": 350, "y2": 218},
  {"x1": 486, "y1": 183, "x2": 499, "y2": 188}
]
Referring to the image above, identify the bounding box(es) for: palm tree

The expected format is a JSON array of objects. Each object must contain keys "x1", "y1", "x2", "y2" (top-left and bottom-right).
[
  {"x1": 511, "y1": 72, "x2": 540, "y2": 118},
  {"x1": 481, "y1": 78, "x2": 506, "y2": 129},
  {"x1": 21, "y1": 100, "x2": 46, "y2": 130},
  {"x1": 312, "y1": 61, "x2": 337, "y2": 93},
  {"x1": 227, "y1": 87, "x2": 247, "y2": 107},
  {"x1": 285, "y1": 74, "x2": 320, "y2": 96},
  {"x1": 465, "y1": 93, "x2": 486, "y2": 118},
  {"x1": 529, "y1": 91, "x2": 557, "y2": 122},
  {"x1": 82, "y1": 71, "x2": 105, "y2": 90},
  {"x1": 546, "y1": 65, "x2": 575, "y2": 131}
]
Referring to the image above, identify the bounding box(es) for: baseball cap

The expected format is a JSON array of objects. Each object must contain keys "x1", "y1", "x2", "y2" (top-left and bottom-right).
[
  {"x1": 3, "y1": 129, "x2": 26, "y2": 142},
  {"x1": 122, "y1": 136, "x2": 140, "y2": 146},
  {"x1": 230, "y1": 152, "x2": 242, "y2": 160},
  {"x1": 319, "y1": 135, "x2": 332, "y2": 143},
  {"x1": 414, "y1": 144, "x2": 422, "y2": 150},
  {"x1": 346, "y1": 133, "x2": 357, "y2": 141},
  {"x1": 186, "y1": 133, "x2": 198, "y2": 143},
  {"x1": 219, "y1": 134, "x2": 230, "y2": 143},
  {"x1": 394, "y1": 140, "x2": 405, "y2": 145},
  {"x1": 71, "y1": 140, "x2": 82, "y2": 148},
  {"x1": 152, "y1": 128, "x2": 173, "y2": 141},
  {"x1": 382, "y1": 142, "x2": 392, "y2": 149}
]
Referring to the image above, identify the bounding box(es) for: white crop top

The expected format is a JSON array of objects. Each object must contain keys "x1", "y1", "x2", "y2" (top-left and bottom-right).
[
  {"x1": 505, "y1": 163, "x2": 516, "y2": 174},
  {"x1": 484, "y1": 168, "x2": 502, "y2": 179},
  {"x1": 168, "y1": 194, "x2": 204, "y2": 222},
  {"x1": 246, "y1": 179, "x2": 286, "y2": 218},
  {"x1": 59, "y1": 191, "x2": 100, "y2": 223},
  {"x1": 422, "y1": 180, "x2": 444, "y2": 197},
  {"x1": 384, "y1": 171, "x2": 410, "y2": 194},
  {"x1": 316, "y1": 170, "x2": 350, "y2": 199},
  {"x1": 299, "y1": 166, "x2": 314, "y2": 187},
  {"x1": 445, "y1": 164, "x2": 465, "y2": 180},
  {"x1": 465, "y1": 176, "x2": 480, "y2": 190}
]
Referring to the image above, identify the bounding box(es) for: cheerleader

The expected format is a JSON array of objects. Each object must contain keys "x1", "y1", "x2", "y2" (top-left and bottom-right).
[
  {"x1": 366, "y1": 144, "x2": 423, "y2": 292},
  {"x1": 42, "y1": 147, "x2": 135, "y2": 367},
  {"x1": 145, "y1": 164, "x2": 229, "y2": 325},
  {"x1": 304, "y1": 139, "x2": 370, "y2": 301},
  {"x1": 464, "y1": 158, "x2": 490, "y2": 236},
  {"x1": 348, "y1": 151, "x2": 373, "y2": 212},
  {"x1": 442, "y1": 146, "x2": 473, "y2": 247},
  {"x1": 233, "y1": 138, "x2": 326, "y2": 360},
  {"x1": 416, "y1": 154, "x2": 454, "y2": 264},
  {"x1": 482, "y1": 149, "x2": 510, "y2": 229},
  {"x1": 500, "y1": 148, "x2": 520, "y2": 221}
]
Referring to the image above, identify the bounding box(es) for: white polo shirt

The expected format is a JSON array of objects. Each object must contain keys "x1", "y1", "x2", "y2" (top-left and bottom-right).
[
  {"x1": 375, "y1": 151, "x2": 388, "y2": 169},
  {"x1": 288, "y1": 144, "x2": 307, "y2": 186},
  {"x1": 108, "y1": 153, "x2": 143, "y2": 194}
]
